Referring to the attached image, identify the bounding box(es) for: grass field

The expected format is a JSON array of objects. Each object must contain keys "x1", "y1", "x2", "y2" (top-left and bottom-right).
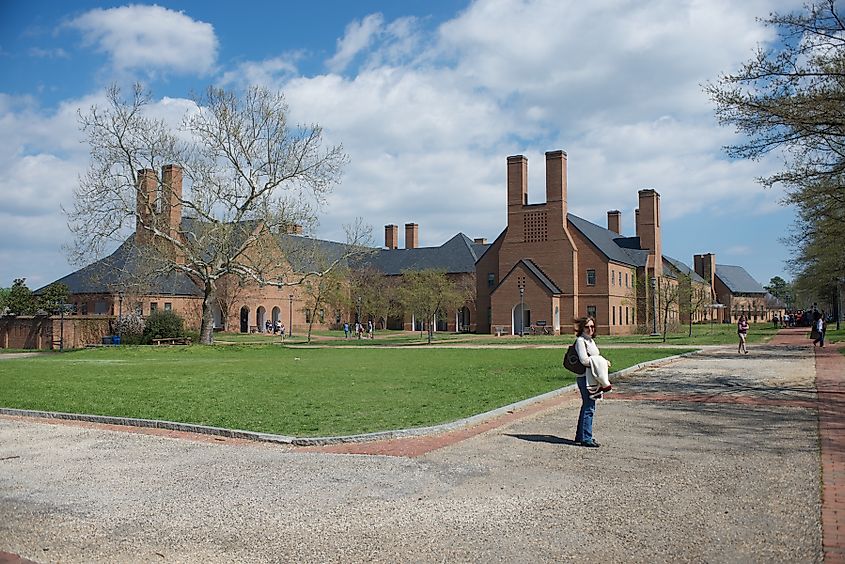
[
  {"x1": 211, "y1": 322, "x2": 781, "y2": 348},
  {"x1": 0, "y1": 345, "x2": 688, "y2": 437}
]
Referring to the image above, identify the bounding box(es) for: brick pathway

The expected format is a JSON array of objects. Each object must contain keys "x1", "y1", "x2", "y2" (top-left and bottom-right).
[{"x1": 813, "y1": 337, "x2": 845, "y2": 563}]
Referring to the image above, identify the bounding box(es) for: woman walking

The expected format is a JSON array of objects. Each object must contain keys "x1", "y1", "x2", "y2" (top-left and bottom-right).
[
  {"x1": 573, "y1": 316, "x2": 611, "y2": 448},
  {"x1": 737, "y1": 314, "x2": 749, "y2": 354}
]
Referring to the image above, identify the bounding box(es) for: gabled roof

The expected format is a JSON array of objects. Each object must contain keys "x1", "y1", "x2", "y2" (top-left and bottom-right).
[
  {"x1": 663, "y1": 256, "x2": 707, "y2": 284},
  {"x1": 366, "y1": 232, "x2": 489, "y2": 275},
  {"x1": 716, "y1": 264, "x2": 765, "y2": 294},
  {"x1": 496, "y1": 259, "x2": 562, "y2": 295},
  {"x1": 566, "y1": 214, "x2": 650, "y2": 267},
  {"x1": 43, "y1": 235, "x2": 202, "y2": 297}
]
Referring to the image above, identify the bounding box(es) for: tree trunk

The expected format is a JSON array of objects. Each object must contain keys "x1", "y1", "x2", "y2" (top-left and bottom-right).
[{"x1": 200, "y1": 281, "x2": 215, "y2": 345}]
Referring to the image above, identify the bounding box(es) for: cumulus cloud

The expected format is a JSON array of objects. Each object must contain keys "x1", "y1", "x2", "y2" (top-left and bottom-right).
[
  {"x1": 327, "y1": 13, "x2": 385, "y2": 73},
  {"x1": 67, "y1": 5, "x2": 218, "y2": 75}
]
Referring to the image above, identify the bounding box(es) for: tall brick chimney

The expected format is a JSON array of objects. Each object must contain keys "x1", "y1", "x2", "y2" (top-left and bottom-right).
[
  {"x1": 694, "y1": 253, "x2": 717, "y2": 290},
  {"x1": 637, "y1": 189, "x2": 662, "y2": 275},
  {"x1": 161, "y1": 165, "x2": 182, "y2": 239},
  {"x1": 635, "y1": 208, "x2": 640, "y2": 238},
  {"x1": 545, "y1": 150, "x2": 567, "y2": 206},
  {"x1": 136, "y1": 168, "x2": 158, "y2": 245},
  {"x1": 507, "y1": 155, "x2": 528, "y2": 208},
  {"x1": 405, "y1": 223, "x2": 419, "y2": 249},
  {"x1": 607, "y1": 210, "x2": 621, "y2": 234},
  {"x1": 385, "y1": 224, "x2": 398, "y2": 249}
]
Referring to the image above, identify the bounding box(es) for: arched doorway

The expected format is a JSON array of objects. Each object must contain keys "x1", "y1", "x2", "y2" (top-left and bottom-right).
[
  {"x1": 212, "y1": 304, "x2": 223, "y2": 330},
  {"x1": 458, "y1": 306, "x2": 471, "y2": 332},
  {"x1": 257, "y1": 306, "x2": 266, "y2": 331},
  {"x1": 240, "y1": 306, "x2": 249, "y2": 333},
  {"x1": 272, "y1": 306, "x2": 281, "y2": 327},
  {"x1": 512, "y1": 303, "x2": 530, "y2": 335}
]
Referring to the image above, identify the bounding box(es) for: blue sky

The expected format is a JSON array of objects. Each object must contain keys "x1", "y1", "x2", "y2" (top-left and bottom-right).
[{"x1": 0, "y1": 0, "x2": 800, "y2": 290}]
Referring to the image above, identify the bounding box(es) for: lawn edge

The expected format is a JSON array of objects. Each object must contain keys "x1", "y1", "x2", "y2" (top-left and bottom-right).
[{"x1": 0, "y1": 351, "x2": 695, "y2": 446}]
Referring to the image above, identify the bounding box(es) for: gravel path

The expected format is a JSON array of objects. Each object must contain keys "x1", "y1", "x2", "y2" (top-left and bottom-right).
[{"x1": 0, "y1": 341, "x2": 822, "y2": 563}]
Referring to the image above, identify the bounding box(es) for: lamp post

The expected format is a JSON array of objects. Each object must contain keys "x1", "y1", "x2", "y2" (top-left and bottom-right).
[
  {"x1": 288, "y1": 294, "x2": 294, "y2": 338},
  {"x1": 117, "y1": 291, "x2": 124, "y2": 341},
  {"x1": 650, "y1": 277, "x2": 659, "y2": 336},
  {"x1": 518, "y1": 283, "x2": 525, "y2": 337}
]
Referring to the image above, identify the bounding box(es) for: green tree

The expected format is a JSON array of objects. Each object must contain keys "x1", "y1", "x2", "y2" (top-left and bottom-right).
[
  {"x1": 37, "y1": 283, "x2": 70, "y2": 314},
  {"x1": 397, "y1": 270, "x2": 464, "y2": 344},
  {"x1": 764, "y1": 276, "x2": 794, "y2": 308},
  {"x1": 6, "y1": 279, "x2": 37, "y2": 315},
  {"x1": 705, "y1": 1, "x2": 845, "y2": 319}
]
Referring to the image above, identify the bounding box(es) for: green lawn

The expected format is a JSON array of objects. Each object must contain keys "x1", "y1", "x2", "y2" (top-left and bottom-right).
[{"x1": 0, "y1": 345, "x2": 687, "y2": 437}]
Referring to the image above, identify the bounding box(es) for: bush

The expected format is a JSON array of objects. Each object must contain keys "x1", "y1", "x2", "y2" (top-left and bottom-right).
[
  {"x1": 142, "y1": 310, "x2": 185, "y2": 344},
  {"x1": 115, "y1": 313, "x2": 145, "y2": 344}
]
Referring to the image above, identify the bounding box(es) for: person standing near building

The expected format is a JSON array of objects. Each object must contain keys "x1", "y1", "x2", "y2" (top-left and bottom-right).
[
  {"x1": 573, "y1": 316, "x2": 608, "y2": 448},
  {"x1": 343, "y1": 322, "x2": 350, "y2": 339},
  {"x1": 737, "y1": 314, "x2": 749, "y2": 354}
]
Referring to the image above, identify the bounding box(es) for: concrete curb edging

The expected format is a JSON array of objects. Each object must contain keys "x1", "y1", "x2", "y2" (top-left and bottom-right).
[{"x1": 0, "y1": 351, "x2": 694, "y2": 447}]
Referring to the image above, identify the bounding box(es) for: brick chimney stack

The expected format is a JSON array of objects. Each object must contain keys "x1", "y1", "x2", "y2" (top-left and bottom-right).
[
  {"x1": 635, "y1": 208, "x2": 640, "y2": 238},
  {"x1": 607, "y1": 210, "x2": 621, "y2": 234},
  {"x1": 694, "y1": 253, "x2": 717, "y2": 290},
  {"x1": 405, "y1": 223, "x2": 419, "y2": 249},
  {"x1": 135, "y1": 168, "x2": 158, "y2": 245},
  {"x1": 637, "y1": 189, "x2": 662, "y2": 275},
  {"x1": 161, "y1": 165, "x2": 182, "y2": 240},
  {"x1": 385, "y1": 224, "x2": 398, "y2": 249}
]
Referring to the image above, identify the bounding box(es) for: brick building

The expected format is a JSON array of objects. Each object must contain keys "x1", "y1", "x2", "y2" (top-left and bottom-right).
[{"x1": 31, "y1": 150, "x2": 774, "y2": 344}]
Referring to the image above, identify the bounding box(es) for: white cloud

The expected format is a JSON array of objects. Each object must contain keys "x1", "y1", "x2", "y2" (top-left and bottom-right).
[
  {"x1": 218, "y1": 55, "x2": 301, "y2": 90},
  {"x1": 67, "y1": 5, "x2": 218, "y2": 75},
  {"x1": 327, "y1": 13, "x2": 385, "y2": 73}
]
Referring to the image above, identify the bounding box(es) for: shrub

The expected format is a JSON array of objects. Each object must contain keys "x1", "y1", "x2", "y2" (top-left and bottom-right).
[
  {"x1": 143, "y1": 310, "x2": 185, "y2": 343},
  {"x1": 115, "y1": 313, "x2": 145, "y2": 344}
]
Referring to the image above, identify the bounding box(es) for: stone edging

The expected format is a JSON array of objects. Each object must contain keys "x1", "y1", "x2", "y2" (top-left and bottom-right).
[{"x1": 0, "y1": 351, "x2": 693, "y2": 446}]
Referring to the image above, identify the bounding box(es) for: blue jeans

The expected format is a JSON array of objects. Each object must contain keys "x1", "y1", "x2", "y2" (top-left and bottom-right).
[{"x1": 575, "y1": 376, "x2": 596, "y2": 442}]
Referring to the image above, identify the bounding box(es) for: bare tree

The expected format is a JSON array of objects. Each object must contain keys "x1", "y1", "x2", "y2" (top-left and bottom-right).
[
  {"x1": 349, "y1": 266, "x2": 397, "y2": 330},
  {"x1": 397, "y1": 269, "x2": 464, "y2": 344},
  {"x1": 302, "y1": 263, "x2": 347, "y2": 343},
  {"x1": 212, "y1": 275, "x2": 247, "y2": 331},
  {"x1": 67, "y1": 84, "x2": 369, "y2": 344}
]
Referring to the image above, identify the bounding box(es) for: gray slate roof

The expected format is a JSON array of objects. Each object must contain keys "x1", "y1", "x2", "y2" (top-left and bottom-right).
[
  {"x1": 45, "y1": 235, "x2": 202, "y2": 296},
  {"x1": 365, "y1": 233, "x2": 489, "y2": 275},
  {"x1": 716, "y1": 264, "x2": 765, "y2": 294},
  {"x1": 567, "y1": 214, "x2": 650, "y2": 267},
  {"x1": 663, "y1": 256, "x2": 707, "y2": 284}
]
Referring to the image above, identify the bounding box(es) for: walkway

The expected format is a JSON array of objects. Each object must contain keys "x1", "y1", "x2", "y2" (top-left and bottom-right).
[{"x1": 0, "y1": 327, "x2": 840, "y2": 562}]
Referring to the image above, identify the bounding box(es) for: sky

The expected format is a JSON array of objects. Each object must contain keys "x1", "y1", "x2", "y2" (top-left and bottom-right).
[{"x1": 0, "y1": 0, "x2": 802, "y2": 290}]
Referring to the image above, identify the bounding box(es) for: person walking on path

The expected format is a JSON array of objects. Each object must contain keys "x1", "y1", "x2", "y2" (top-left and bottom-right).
[
  {"x1": 573, "y1": 316, "x2": 610, "y2": 448},
  {"x1": 812, "y1": 311, "x2": 826, "y2": 348},
  {"x1": 737, "y1": 314, "x2": 749, "y2": 355}
]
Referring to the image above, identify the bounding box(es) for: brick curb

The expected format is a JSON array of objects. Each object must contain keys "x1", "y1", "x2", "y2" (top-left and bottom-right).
[{"x1": 0, "y1": 351, "x2": 692, "y2": 447}]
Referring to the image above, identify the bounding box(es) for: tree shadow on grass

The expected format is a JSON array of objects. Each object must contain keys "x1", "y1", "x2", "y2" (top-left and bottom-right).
[{"x1": 504, "y1": 433, "x2": 579, "y2": 446}]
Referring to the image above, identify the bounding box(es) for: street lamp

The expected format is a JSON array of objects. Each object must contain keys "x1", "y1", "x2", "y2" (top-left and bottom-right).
[
  {"x1": 650, "y1": 277, "x2": 660, "y2": 336},
  {"x1": 288, "y1": 294, "x2": 294, "y2": 338}
]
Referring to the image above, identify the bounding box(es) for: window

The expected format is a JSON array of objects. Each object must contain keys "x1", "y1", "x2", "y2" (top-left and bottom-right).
[
  {"x1": 626, "y1": 306, "x2": 629, "y2": 325},
  {"x1": 586, "y1": 269, "x2": 596, "y2": 286},
  {"x1": 488, "y1": 273, "x2": 496, "y2": 288},
  {"x1": 611, "y1": 270, "x2": 615, "y2": 286},
  {"x1": 612, "y1": 306, "x2": 616, "y2": 325},
  {"x1": 150, "y1": 302, "x2": 158, "y2": 312},
  {"x1": 305, "y1": 309, "x2": 312, "y2": 323},
  {"x1": 487, "y1": 308, "x2": 492, "y2": 324},
  {"x1": 319, "y1": 309, "x2": 325, "y2": 323},
  {"x1": 164, "y1": 303, "x2": 172, "y2": 311},
  {"x1": 625, "y1": 272, "x2": 629, "y2": 287},
  {"x1": 619, "y1": 306, "x2": 622, "y2": 325},
  {"x1": 587, "y1": 305, "x2": 596, "y2": 318},
  {"x1": 619, "y1": 272, "x2": 623, "y2": 286}
]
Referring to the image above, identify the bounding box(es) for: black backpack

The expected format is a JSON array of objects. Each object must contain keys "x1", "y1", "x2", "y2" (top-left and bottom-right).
[{"x1": 563, "y1": 343, "x2": 586, "y2": 375}]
